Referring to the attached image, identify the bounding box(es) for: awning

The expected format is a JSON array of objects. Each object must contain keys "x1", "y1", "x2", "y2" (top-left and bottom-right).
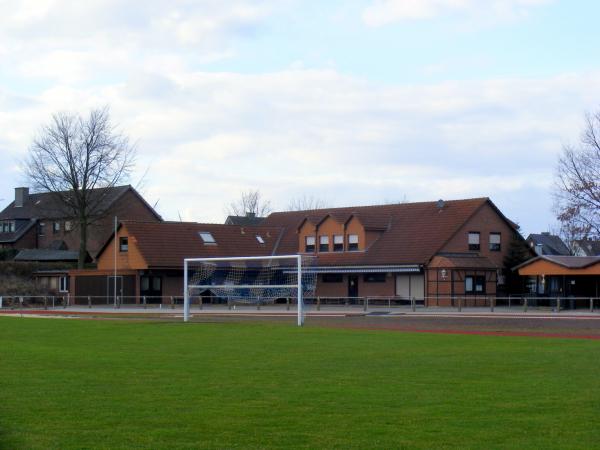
[{"x1": 304, "y1": 265, "x2": 421, "y2": 274}]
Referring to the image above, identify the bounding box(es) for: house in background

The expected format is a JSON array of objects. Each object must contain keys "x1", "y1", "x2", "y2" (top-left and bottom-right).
[
  {"x1": 516, "y1": 255, "x2": 600, "y2": 305},
  {"x1": 70, "y1": 221, "x2": 282, "y2": 304},
  {"x1": 71, "y1": 197, "x2": 526, "y2": 306},
  {"x1": 526, "y1": 232, "x2": 571, "y2": 256},
  {"x1": 572, "y1": 240, "x2": 600, "y2": 257},
  {"x1": 0, "y1": 185, "x2": 162, "y2": 261},
  {"x1": 224, "y1": 212, "x2": 265, "y2": 226}
]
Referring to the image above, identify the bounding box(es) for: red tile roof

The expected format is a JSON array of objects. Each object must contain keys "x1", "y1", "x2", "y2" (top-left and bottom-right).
[
  {"x1": 264, "y1": 198, "x2": 511, "y2": 265},
  {"x1": 429, "y1": 254, "x2": 498, "y2": 269},
  {"x1": 121, "y1": 221, "x2": 283, "y2": 268},
  {"x1": 104, "y1": 197, "x2": 517, "y2": 270}
]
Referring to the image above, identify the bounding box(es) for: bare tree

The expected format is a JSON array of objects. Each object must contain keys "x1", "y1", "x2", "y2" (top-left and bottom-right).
[
  {"x1": 554, "y1": 111, "x2": 600, "y2": 240},
  {"x1": 25, "y1": 107, "x2": 135, "y2": 268},
  {"x1": 227, "y1": 190, "x2": 272, "y2": 217},
  {"x1": 287, "y1": 194, "x2": 328, "y2": 211}
]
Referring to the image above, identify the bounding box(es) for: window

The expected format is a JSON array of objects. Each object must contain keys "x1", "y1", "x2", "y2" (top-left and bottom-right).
[
  {"x1": 38, "y1": 222, "x2": 45, "y2": 236},
  {"x1": 468, "y1": 232, "x2": 480, "y2": 251},
  {"x1": 364, "y1": 273, "x2": 386, "y2": 283},
  {"x1": 199, "y1": 232, "x2": 216, "y2": 244},
  {"x1": 141, "y1": 276, "x2": 150, "y2": 291},
  {"x1": 348, "y1": 234, "x2": 359, "y2": 251},
  {"x1": 333, "y1": 235, "x2": 344, "y2": 252},
  {"x1": 1, "y1": 221, "x2": 15, "y2": 233},
  {"x1": 489, "y1": 232, "x2": 501, "y2": 251},
  {"x1": 256, "y1": 235, "x2": 265, "y2": 244},
  {"x1": 53, "y1": 221, "x2": 60, "y2": 233},
  {"x1": 322, "y1": 274, "x2": 343, "y2": 283},
  {"x1": 119, "y1": 236, "x2": 128, "y2": 252},
  {"x1": 319, "y1": 235, "x2": 329, "y2": 252},
  {"x1": 152, "y1": 277, "x2": 161, "y2": 291},
  {"x1": 465, "y1": 275, "x2": 486, "y2": 294},
  {"x1": 59, "y1": 276, "x2": 68, "y2": 292},
  {"x1": 65, "y1": 221, "x2": 72, "y2": 232},
  {"x1": 305, "y1": 236, "x2": 316, "y2": 252}
]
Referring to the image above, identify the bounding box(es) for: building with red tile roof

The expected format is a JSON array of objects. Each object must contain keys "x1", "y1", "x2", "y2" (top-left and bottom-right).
[{"x1": 69, "y1": 197, "x2": 526, "y2": 305}]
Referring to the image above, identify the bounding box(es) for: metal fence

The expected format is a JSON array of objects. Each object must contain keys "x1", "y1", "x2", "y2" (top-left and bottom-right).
[{"x1": 1, "y1": 294, "x2": 599, "y2": 313}]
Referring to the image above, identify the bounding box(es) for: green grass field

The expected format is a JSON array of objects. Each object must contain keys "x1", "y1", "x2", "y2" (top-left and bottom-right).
[{"x1": 1, "y1": 317, "x2": 599, "y2": 449}]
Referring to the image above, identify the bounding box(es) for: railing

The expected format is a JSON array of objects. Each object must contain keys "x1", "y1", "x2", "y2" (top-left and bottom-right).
[{"x1": 0, "y1": 295, "x2": 598, "y2": 313}]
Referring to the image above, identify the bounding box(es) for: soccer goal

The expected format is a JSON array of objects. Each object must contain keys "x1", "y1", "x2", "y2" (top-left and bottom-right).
[{"x1": 183, "y1": 255, "x2": 316, "y2": 326}]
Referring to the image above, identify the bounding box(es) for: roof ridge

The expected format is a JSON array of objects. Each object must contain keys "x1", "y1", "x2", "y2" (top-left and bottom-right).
[{"x1": 267, "y1": 197, "x2": 489, "y2": 216}]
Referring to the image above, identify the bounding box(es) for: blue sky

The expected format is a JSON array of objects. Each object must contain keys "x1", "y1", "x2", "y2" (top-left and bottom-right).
[{"x1": 0, "y1": 0, "x2": 599, "y2": 235}]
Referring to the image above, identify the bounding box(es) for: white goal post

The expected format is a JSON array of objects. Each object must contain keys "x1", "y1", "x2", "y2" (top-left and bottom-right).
[{"x1": 183, "y1": 255, "x2": 314, "y2": 326}]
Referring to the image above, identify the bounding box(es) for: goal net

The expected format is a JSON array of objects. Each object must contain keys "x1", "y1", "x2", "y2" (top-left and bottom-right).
[{"x1": 183, "y1": 255, "x2": 316, "y2": 326}]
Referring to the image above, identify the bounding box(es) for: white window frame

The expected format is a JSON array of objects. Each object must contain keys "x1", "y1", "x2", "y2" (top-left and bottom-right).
[
  {"x1": 348, "y1": 234, "x2": 359, "y2": 251},
  {"x1": 59, "y1": 276, "x2": 68, "y2": 293}
]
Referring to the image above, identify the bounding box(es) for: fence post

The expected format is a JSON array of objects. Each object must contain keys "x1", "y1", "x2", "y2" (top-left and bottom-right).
[
  {"x1": 411, "y1": 296, "x2": 416, "y2": 312},
  {"x1": 523, "y1": 297, "x2": 528, "y2": 313},
  {"x1": 388, "y1": 298, "x2": 391, "y2": 310},
  {"x1": 0, "y1": 296, "x2": 2, "y2": 309},
  {"x1": 556, "y1": 297, "x2": 560, "y2": 313},
  {"x1": 143, "y1": 296, "x2": 147, "y2": 309},
  {"x1": 117, "y1": 296, "x2": 121, "y2": 309},
  {"x1": 19, "y1": 296, "x2": 23, "y2": 312},
  {"x1": 170, "y1": 296, "x2": 174, "y2": 309},
  {"x1": 590, "y1": 298, "x2": 594, "y2": 313},
  {"x1": 508, "y1": 295, "x2": 511, "y2": 309},
  {"x1": 458, "y1": 296, "x2": 462, "y2": 312},
  {"x1": 286, "y1": 297, "x2": 290, "y2": 311},
  {"x1": 317, "y1": 297, "x2": 321, "y2": 311},
  {"x1": 199, "y1": 296, "x2": 203, "y2": 310},
  {"x1": 363, "y1": 297, "x2": 368, "y2": 312},
  {"x1": 489, "y1": 296, "x2": 493, "y2": 312},
  {"x1": 43, "y1": 296, "x2": 47, "y2": 310},
  {"x1": 88, "y1": 296, "x2": 92, "y2": 309},
  {"x1": 228, "y1": 297, "x2": 232, "y2": 310},
  {"x1": 257, "y1": 296, "x2": 261, "y2": 310}
]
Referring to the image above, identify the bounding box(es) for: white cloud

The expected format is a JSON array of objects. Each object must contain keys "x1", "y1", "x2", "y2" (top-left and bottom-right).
[
  {"x1": 0, "y1": 0, "x2": 590, "y2": 235},
  {"x1": 363, "y1": 0, "x2": 552, "y2": 26},
  {"x1": 4, "y1": 67, "x2": 594, "y2": 232}
]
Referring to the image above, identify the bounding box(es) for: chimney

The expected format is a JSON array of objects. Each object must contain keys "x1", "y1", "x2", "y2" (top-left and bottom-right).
[
  {"x1": 436, "y1": 199, "x2": 445, "y2": 209},
  {"x1": 246, "y1": 212, "x2": 256, "y2": 218},
  {"x1": 15, "y1": 187, "x2": 29, "y2": 208}
]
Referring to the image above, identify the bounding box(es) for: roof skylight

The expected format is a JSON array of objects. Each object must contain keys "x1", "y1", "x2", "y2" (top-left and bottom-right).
[
  {"x1": 199, "y1": 231, "x2": 216, "y2": 244},
  {"x1": 256, "y1": 235, "x2": 265, "y2": 244}
]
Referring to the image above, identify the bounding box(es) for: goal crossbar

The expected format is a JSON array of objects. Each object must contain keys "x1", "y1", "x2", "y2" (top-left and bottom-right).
[{"x1": 183, "y1": 254, "x2": 304, "y2": 326}]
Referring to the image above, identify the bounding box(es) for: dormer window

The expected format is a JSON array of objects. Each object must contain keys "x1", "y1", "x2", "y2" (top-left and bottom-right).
[
  {"x1": 333, "y1": 235, "x2": 344, "y2": 252},
  {"x1": 0, "y1": 221, "x2": 14, "y2": 233},
  {"x1": 348, "y1": 234, "x2": 359, "y2": 251},
  {"x1": 468, "y1": 232, "x2": 480, "y2": 251},
  {"x1": 53, "y1": 221, "x2": 60, "y2": 233},
  {"x1": 199, "y1": 232, "x2": 216, "y2": 245},
  {"x1": 305, "y1": 236, "x2": 316, "y2": 252},
  {"x1": 319, "y1": 235, "x2": 329, "y2": 252},
  {"x1": 256, "y1": 235, "x2": 265, "y2": 244}
]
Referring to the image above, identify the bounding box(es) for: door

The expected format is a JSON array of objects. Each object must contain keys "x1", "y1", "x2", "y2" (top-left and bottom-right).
[
  {"x1": 141, "y1": 276, "x2": 163, "y2": 303},
  {"x1": 348, "y1": 275, "x2": 359, "y2": 298}
]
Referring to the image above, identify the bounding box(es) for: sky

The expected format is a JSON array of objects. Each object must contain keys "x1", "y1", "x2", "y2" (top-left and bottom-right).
[{"x1": 1, "y1": 0, "x2": 599, "y2": 235}]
